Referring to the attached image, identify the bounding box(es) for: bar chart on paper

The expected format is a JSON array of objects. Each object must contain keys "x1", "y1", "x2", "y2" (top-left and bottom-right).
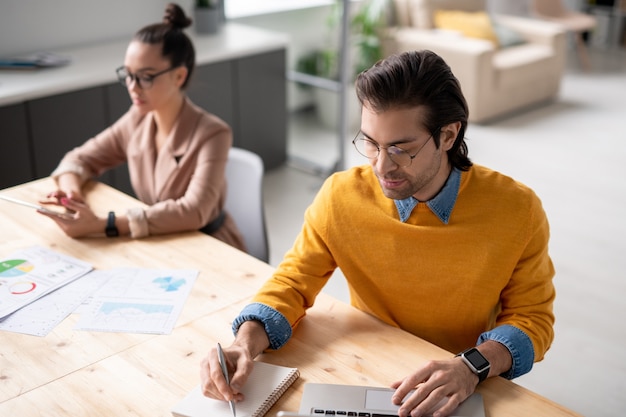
[
  {"x1": 89, "y1": 301, "x2": 174, "y2": 330},
  {"x1": 74, "y1": 268, "x2": 198, "y2": 334}
]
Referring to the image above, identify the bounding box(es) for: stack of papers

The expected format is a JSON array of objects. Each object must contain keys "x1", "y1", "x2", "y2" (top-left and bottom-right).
[{"x1": 0, "y1": 246, "x2": 198, "y2": 336}]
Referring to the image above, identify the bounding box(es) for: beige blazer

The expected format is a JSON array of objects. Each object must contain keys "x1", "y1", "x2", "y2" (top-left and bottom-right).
[{"x1": 52, "y1": 97, "x2": 245, "y2": 251}]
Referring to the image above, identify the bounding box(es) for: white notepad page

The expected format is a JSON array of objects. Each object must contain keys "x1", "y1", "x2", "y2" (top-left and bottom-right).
[{"x1": 171, "y1": 361, "x2": 299, "y2": 417}]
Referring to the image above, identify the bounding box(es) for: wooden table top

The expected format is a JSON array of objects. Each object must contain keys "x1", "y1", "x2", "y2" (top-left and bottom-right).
[{"x1": 0, "y1": 179, "x2": 581, "y2": 417}]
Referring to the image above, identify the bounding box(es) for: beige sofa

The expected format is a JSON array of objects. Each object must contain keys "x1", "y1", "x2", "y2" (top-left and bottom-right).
[{"x1": 382, "y1": 0, "x2": 567, "y2": 123}]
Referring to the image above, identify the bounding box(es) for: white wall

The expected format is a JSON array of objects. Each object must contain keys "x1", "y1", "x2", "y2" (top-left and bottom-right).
[{"x1": 0, "y1": 0, "x2": 176, "y2": 56}]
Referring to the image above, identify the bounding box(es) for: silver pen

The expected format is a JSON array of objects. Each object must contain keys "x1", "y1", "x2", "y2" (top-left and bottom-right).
[{"x1": 217, "y1": 343, "x2": 236, "y2": 417}]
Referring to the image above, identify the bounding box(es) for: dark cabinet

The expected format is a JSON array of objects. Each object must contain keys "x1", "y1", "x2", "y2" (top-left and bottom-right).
[
  {"x1": 188, "y1": 54, "x2": 288, "y2": 169},
  {"x1": 0, "y1": 103, "x2": 33, "y2": 189},
  {"x1": 236, "y1": 50, "x2": 287, "y2": 170},
  {"x1": 27, "y1": 86, "x2": 116, "y2": 188},
  {"x1": 0, "y1": 48, "x2": 286, "y2": 191},
  {"x1": 187, "y1": 60, "x2": 235, "y2": 129},
  {"x1": 103, "y1": 83, "x2": 134, "y2": 196}
]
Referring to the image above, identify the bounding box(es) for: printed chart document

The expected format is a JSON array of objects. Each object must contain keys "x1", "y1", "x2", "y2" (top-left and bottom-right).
[
  {"x1": 0, "y1": 270, "x2": 110, "y2": 336},
  {"x1": 0, "y1": 246, "x2": 93, "y2": 319},
  {"x1": 74, "y1": 267, "x2": 197, "y2": 334},
  {"x1": 172, "y1": 361, "x2": 300, "y2": 417}
]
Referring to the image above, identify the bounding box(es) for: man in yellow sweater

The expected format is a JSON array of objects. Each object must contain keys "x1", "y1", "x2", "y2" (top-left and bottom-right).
[{"x1": 201, "y1": 50, "x2": 555, "y2": 417}]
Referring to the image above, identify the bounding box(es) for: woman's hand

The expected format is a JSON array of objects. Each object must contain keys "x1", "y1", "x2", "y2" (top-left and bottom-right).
[
  {"x1": 40, "y1": 189, "x2": 85, "y2": 206},
  {"x1": 38, "y1": 196, "x2": 104, "y2": 238}
]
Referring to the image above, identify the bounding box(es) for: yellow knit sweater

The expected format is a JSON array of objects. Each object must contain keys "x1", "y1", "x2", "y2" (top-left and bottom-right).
[{"x1": 253, "y1": 164, "x2": 555, "y2": 359}]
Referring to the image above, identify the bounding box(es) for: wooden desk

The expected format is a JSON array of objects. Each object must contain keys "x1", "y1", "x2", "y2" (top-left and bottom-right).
[
  {"x1": 0, "y1": 178, "x2": 274, "y2": 410},
  {"x1": 0, "y1": 179, "x2": 581, "y2": 416}
]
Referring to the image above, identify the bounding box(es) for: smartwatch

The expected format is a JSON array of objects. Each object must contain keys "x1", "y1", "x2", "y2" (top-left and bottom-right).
[
  {"x1": 105, "y1": 211, "x2": 119, "y2": 237},
  {"x1": 457, "y1": 347, "x2": 490, "y2": 383}
]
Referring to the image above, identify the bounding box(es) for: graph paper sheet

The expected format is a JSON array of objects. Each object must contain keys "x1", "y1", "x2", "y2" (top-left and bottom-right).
[{"x1": 74, "y1": 267, "x2": 198, "y2": 334}]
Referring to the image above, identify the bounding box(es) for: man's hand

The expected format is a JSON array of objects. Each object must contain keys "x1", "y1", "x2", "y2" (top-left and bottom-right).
[
  {"x1": 391, "y1": 357, "x2": 478, "y2": 417},
  {"x1": 391, "y1": 341, "x2": 512, "y2": 417},
  {"x1": 200, "y1": 343, "x2": 254, "y2": 403},
  {"x1": 200, "y1": 321, "x2": 270, "y2": 402}
]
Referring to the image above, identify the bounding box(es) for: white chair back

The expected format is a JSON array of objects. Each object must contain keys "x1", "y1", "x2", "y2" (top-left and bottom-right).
[{"x1": 224, "y1": 147, "x2": 269, "y2": 262}]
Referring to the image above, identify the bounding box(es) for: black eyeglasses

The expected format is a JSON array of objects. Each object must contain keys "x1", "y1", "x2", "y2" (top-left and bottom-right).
[
  {"x1": 115, "y1": 66, "x2": 177, "y2": 89},
  {"x1": 352, "y1": 132, "x2": 435, "y2": 167}
]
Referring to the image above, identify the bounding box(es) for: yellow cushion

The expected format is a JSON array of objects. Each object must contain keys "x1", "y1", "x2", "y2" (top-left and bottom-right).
[{"x1": 433, "y1": 10, "x2": 499, "y2": 46}]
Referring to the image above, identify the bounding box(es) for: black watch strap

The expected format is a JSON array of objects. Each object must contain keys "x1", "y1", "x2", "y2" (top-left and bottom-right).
[
  {"x1": 457, "y1": 347, "x2": 490, "y2": 383},
  {"x1": 105, "y1": 211, "x2": 119, "y2": 237}
]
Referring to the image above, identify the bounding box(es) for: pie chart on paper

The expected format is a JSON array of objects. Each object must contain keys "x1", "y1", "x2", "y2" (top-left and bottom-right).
[{"x1": 0, "y1": 259, "x2": 35, "y2": 277}]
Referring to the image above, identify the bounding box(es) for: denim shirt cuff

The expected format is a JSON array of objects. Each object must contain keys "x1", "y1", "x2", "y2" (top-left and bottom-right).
[
  {"x1": 478, "y1": 324, "x2": 535, "y2": 379},
  {"x1": 232, "y1": 302, "x2": 293, "y2": 350}
]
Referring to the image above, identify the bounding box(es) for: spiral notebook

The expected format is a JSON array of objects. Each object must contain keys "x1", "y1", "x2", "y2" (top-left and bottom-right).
[{"x1": 171, "y1": 361, "x2": 299, "y2": 417}]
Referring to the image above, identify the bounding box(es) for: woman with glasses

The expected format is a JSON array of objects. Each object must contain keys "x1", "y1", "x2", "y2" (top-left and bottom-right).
[{"x1": 39, "y1": 3, "x2": 245, "y2": 250}]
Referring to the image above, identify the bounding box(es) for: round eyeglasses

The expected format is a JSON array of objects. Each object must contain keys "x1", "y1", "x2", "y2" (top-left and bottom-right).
[
  {"x1": 352, "y1": 132, "x2": 434, "y2": 167},
  {"x1": 115, "y1": 66, "x2": 177, "y2": 90}
]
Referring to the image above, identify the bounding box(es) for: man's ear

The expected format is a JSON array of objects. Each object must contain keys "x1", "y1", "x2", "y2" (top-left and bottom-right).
[{"x1": 440, "y1": 121, "x2": 461, "y2": 151}]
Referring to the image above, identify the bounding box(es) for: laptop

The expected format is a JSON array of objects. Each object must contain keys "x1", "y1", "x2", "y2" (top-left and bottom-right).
[{"x1": 287, "y1": 383, "x2": 485, "y2": 417}]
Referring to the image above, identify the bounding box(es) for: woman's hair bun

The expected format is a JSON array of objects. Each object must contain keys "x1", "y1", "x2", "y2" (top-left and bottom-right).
[{"x1": 163, "y1": 3, "x2": 192, "y2": 30}]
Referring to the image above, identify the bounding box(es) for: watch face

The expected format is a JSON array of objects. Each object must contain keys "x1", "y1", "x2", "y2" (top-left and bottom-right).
[{"x1": 465, "y1": 349, "x2": 489, "y2": 369}]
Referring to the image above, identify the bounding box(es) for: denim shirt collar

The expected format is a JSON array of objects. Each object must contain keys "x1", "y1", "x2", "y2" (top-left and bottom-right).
[{"x1": 393, "y1": 167, "x2": 461, "y2": 224}]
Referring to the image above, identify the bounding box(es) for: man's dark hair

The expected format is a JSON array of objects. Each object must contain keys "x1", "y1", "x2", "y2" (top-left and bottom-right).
[{"x1": 355, "y1": 50, "x2": 472, "y2": 171}]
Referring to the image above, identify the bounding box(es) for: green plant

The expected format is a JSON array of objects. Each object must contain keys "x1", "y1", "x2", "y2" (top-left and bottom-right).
[
  {"x1": 295, "y1": 0, "x2": 389, "y2": 83},
  {"x1": 296, "y1": 49, "x2": 338, "y2": 82},
  {"x1": 351, "y1": 0, "x2": 388, "y2": 74}
]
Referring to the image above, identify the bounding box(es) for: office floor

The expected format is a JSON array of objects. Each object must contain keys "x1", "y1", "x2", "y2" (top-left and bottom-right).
[{"x1": 262, "y1": 44, "x2": 626, "y2": 417}]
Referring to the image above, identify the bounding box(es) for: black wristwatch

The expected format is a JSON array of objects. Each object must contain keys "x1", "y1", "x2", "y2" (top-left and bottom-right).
[
  {"x1": 105, "y1": 211, "x2": 119, "y2": 237},
  {"x1": 457, "y1": 347, "x2": 490, "y2": 383}
]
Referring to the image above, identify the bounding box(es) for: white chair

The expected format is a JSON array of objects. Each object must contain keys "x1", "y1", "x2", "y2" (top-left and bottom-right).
[{"x1": 224, "y1": 147, "x2": 269, "y2": 263}]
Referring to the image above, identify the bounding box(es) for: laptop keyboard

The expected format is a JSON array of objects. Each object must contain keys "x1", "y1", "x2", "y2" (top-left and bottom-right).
[{"x1": 311, "y1": 410, "x2": 398, "y2": 417}]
